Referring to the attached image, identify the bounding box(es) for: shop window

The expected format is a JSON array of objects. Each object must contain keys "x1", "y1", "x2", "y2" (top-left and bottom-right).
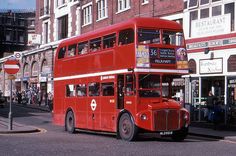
[
  {"x1": 66, "y1": 84, "x2": 75, "y2": 97},
  {"x1": 102, "y1": 82, "x2": 114, "y2": 96},
  {"x1": 88, "y1": 82, "x2": 100, "y2": 96},
  {"x1": 200, "y1": 8, "x2": 209, "y2": 19},
  {"x1": 103, "y1": 33, "x2": 116, "y2": 49},
  {"x1": 225, "y1": 3, "x2": 235, "y2": 31},
  {"x1": 68, "y1": 44, "x2": 76, "y2": 57},
  {"x1": 212, "y1": 5, "x2": 221, "y2": 16},
  {"x1": 76, "y1": 84, "x2": 87, "y2": 97},
  {"x1": 58, "y1": 46, "x2": 66, "y2": 59},
  {"x1": 118, "y1": 28, "x2": 134, "y2": 45},
  {"x1": 90, "y1": 37, "x2": 101, "y2": 52},
  {"x1": 78, "y1": 41, "x2": 89, "y2": 55}
]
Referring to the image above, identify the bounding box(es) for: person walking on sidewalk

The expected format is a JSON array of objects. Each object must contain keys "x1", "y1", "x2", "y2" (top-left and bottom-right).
[
  {"x1": 206, "y1": 91, "x2": 216, "y2": 122},
  {"x1": 48, "y1": 92, "x2": 53, "y2": 111}
]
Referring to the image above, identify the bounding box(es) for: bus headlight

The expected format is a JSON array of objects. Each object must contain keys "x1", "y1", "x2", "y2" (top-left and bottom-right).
[{"x1": 140, "y1": 114, "x2": 147, "y2": 120}]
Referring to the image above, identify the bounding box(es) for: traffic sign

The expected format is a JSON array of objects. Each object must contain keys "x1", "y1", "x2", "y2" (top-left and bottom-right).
[{"x1": 4, "y1": 59, "x2": 20, "y2": 75}]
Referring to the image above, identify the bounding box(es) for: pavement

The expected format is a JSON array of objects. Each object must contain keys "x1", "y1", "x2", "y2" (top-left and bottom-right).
[{"x1": 0, "y1": 103, "x2": 236, "y2": 142}]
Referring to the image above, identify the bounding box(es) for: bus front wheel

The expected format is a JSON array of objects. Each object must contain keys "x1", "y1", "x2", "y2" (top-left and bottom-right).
[
  {"x1": 65, "y1": 111, "x2": 75, "y2": 133},
  {"x1": 171, "y1": 127, "x2": 188, "y2": 142},
  {"x1": 118, "y1": 113, "x2": 138, "y2": 141}
]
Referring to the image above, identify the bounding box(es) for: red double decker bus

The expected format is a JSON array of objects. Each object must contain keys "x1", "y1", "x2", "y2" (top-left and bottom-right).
[{"x1": 53, "y1": 17, "x2": 190, "y2": 141}]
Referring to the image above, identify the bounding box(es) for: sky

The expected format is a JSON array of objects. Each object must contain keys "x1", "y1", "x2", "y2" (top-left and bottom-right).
[{"x1": 0, "y1": 0, "x2": 35, "y2": 10}]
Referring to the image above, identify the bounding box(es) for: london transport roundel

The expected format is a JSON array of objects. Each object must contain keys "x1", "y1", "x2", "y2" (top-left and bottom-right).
[
  {"x1": 91, "y1": 99, "x2": 97, "y2": 111},
  {"x1": 4, "y1": 58, "x2": 20, "y2": 75}
]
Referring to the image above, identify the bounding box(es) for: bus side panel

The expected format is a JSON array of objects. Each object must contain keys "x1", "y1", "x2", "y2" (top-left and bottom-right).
[
  {"x1": 75, "y1": 98, "x2": 88, "y2": 129},
  {"x1": 116, "y1": 45, "x2": 135, "y2": 69},
  {"x1": 53, "y1": 81, "x2": 66, "y2": 126},
  {"x1": 100, "y1": 96, "x2": 117, "y2": 132}
]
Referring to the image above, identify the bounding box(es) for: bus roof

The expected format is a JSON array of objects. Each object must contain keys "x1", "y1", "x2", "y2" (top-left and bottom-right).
[{"x1": 59, "y1": 17, "x2": 183, "y2": 46}]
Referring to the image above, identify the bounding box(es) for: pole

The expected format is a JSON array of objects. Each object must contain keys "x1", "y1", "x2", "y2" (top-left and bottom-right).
[{"x1": 8, "y1": 79, "x2": 13, "y2": 130}]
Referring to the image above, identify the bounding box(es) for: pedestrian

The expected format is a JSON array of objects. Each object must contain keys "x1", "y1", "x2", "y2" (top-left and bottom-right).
[
  {"x1": 17, "y1": 91, "x2": 22, "y2": 104},
  {"x1": 206, "y1": 91, "x2": 215, "y2": 122},
  {"x1": 48, "y1": 92, "x2": 53, "y2": 111}
]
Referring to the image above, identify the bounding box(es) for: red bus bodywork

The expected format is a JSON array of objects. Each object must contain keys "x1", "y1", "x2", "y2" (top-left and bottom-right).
[{"x1": 53, "y1": 17, "x2": 190, "y2": 141}]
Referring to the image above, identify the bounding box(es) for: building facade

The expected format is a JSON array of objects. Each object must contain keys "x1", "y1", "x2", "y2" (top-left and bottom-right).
[
  {"x1": 183, "y1": 0, "x2": 236, "y2": 123},
  {"x1": 0, "y1": 9, "x2": 36, "y2": 58}
]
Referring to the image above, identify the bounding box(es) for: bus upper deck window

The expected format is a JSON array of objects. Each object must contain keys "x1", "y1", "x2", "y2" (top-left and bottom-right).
[
  {"x1": 119, "y1": 28, "x2": 134, "y2": 45},
  {"x1": 162, "y1": 31, "x2": 184, "y2": 46},
  {"x1": 68, "y1": 44, "x2": 76, "y2": 57},
  {"x1": 138, "y1": 29, "x2": 160, "y2": 44},
  {"x1": 90, "y1": 38, "x2": 101, "y2": 52},
  {"x1": 78, "y1": 41, "x2": 89, "y2": 55},
  {"x1": 58, "y1": 47, "x2": 66, "y2": 59},
  {"x1": 103, "y1": 33, "x2": 116, "y2": 49}
]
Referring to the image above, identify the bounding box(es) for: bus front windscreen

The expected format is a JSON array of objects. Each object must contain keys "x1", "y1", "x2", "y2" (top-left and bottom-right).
[
  {"x1": 138, "y1": 29, "x2": 160, "y2": 44},
  {"x1": 138, "y1": 74, "x2": 161, "y2": 97}
]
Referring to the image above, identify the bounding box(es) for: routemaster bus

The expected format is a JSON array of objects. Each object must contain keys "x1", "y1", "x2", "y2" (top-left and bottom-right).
[{"x1": 53, "y1": 17, "x2": 190, "y2": 141}]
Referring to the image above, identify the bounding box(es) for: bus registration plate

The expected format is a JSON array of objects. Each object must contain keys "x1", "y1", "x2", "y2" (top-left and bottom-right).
[{"x1": 160, "y1": 131, "x2": 173, "y2": 136}]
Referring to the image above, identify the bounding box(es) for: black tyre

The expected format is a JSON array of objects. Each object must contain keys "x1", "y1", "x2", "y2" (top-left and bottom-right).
[
  {"x1": 118, "y1": 113, "x2": 138, "y2": 141},
  {"x1": 65, "y1": 111, "x2": 75, "y2": 133},
  {"x1": 171, "y1": 127, "x2": 188, "y2": 142}
]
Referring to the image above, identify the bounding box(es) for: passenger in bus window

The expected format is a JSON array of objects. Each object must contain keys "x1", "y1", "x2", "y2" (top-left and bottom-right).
[
  {"x1": 68, "y1": 48, "x2": 75, "y2": 56},
  {"x1": 91, "y1": 43, "x2": 99, "y2": 52},
  {"x1": 81, "y1": 44, "x2": 88, "y2": 54},
  {"x1": 163, "y1": 35, "x2": 170, "y2": 44}
]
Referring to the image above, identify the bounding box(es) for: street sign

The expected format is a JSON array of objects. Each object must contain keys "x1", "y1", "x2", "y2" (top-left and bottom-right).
[
  {"x1": 14, "y1": 52, "x2": 22, "y2": 60},
  {"x1": 4, "y1": 58, "x2": 20, "y2": 75}
]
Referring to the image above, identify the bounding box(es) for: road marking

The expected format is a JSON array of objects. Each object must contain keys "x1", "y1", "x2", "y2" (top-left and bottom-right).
[{"x1": 220, "y1": 140, "x2": 236, "y2": 144}]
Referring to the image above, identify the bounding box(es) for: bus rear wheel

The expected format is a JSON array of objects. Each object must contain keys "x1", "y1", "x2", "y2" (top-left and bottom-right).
[
  {"x1": 65, "y1": 111, "x2": 75, "y2": 133},
  {"x1": 118, "y1": 113, "x2": 138, "y2": 141}
]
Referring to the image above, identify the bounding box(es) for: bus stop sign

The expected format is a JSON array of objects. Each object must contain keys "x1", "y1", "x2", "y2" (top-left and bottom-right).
[{"x1": 4, "y1": 59, "x2": 20, "y2": 75}]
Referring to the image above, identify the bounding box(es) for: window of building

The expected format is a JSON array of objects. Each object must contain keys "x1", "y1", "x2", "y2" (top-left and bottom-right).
[
  {"x1": 212, "y1": 5, "x2": 221, "y2": 16},
  {"x1": 90, "y1": 37, "x2": 101, "y2": 52},
  {"x1": 184, "y1": 1, "x2": 188, "y2": 9},
  {"x1": 225, "y1": 3, "x2": 234, "y2": 31},
  {"x1": 18, "y1": 31, "x2": 24, "y2": 43},
  {"x1": 212, "y1": 0, "x2": 221, "y2": 3},
  {"x1": 189, "y1": 0, "x2": 198, "y2": 9},
  {"x1": 32, "y1": 62, "x2": 39, "y2": 77},
  {"x1": 5, "y1": 30, "x2": 12, "y2": 41},
  {"x1": 78, "y1": 41, "x2": 89, "y2": 55},
  {"x1": 58, "y1": 46, "x2": 66, "y2": 59},
  {"x1": 117, "y1": 0, "x2": 131, "y2": 12},
  {"x1": 82, "y1": 3, "x2": 92, "y2": 26},
  {"x1": 97, "y1": 0, "x2": 108, "y2": 20},
  {"x1": 19, "y1": 20, "x2": 25, "y2": 26},
  {"x1": 118, "y1": 28, "x2": 134, "y2": 45},
  {"x1": 57, "y1": 0, "x2": 66, "y2": 7},
  {"x1": 103, "y1": 33, "x2": 116, "y2": 49},
  {"x1": 68, "y1": 44, "x2": 76, "y2": 57},
  {"x1": 76, "y1": 84, "x2": 87, "y2": 97},
  {"x1": 44, "y1": 22, "x2": 49, "y2": 44},
  {"x1": 200, "y1": 0, "x2": 209, "y2": 5},
  {"x1": 102, "y1": 82, "x2": 114, "y2": 96},
  {"x1": 89, "y1": 82, "x2": 100, "y2": 96},
  {"x1": 58, "y1": 15, "x2": 68, "y2": 40},
  {"x1": 66, "y1": 84, "x2": 75, "y2": 97},
  {"x1": 189, "y1": 10, "x2": 198, "y2": 37},
  {"x1": 142, "y1": 0, "x2": 149, "y2": 5},
  {"x1": 200, "y1": 8, "x2": 209, "y2": 18}
]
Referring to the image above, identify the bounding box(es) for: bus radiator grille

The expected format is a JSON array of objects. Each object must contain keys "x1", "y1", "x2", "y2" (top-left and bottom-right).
[{"x1": 154, "y1": 109, "x2": 180, "y2": 131}]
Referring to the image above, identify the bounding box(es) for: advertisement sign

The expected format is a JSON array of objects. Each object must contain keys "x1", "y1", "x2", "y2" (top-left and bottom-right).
[
  {"x1": 136, "y1": 45, "x2": 150, "y2": 67},
  {"x1": 200, "y1": 58, "x2": 223, "y2": 74},
  {"x1": 28, "y1": 34, "x2": 41, "y2": 45},
  {"x1": 191, "y1": 14, "x2": 231, "y2": 38}
]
